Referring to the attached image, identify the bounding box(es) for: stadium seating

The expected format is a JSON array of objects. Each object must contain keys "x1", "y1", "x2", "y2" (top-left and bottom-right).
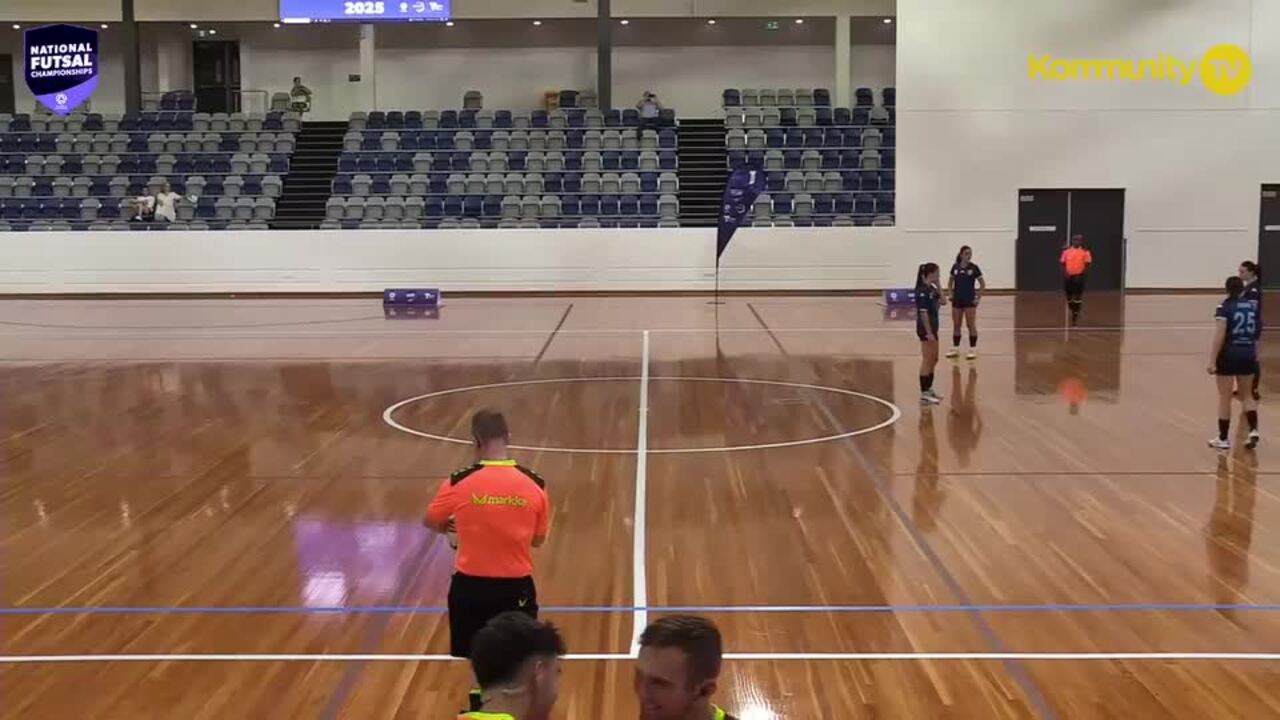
[
  {"x1": 328, "y1": 106, "x2": 681, "y2": 229},
  {"x1": 0, "y1": 100, "x2": 297, "y2": 231},
  {"x1": 723, "y1": 86, "x2": 895, "y2": 226}
]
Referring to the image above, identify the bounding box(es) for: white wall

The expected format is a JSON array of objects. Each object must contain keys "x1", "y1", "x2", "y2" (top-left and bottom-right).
[
  {"x1": 897, "y1": 0, "x2": 1280, "y2": 288},
  {"x1": 0, "y1": 227, "x2": 942, "y2": 293},
  {"x1": 232, "y1": 23, "x2": 894, "y2": 118}
]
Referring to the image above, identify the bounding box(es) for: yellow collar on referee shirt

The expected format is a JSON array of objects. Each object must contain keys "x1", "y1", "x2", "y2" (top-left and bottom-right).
[{"x1": 478, "y1": 459, "x2": 517, "y2": 467}]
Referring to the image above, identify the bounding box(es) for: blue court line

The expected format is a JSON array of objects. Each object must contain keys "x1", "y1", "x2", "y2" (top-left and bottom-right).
[{"x1": 3, "y1": 603, "x2": 1280, "y2": 616}]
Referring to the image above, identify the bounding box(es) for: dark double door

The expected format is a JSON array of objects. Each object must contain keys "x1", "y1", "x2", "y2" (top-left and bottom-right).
[{"x1": 1016, "y1": 189, "x2": 1125, "y2": 291}]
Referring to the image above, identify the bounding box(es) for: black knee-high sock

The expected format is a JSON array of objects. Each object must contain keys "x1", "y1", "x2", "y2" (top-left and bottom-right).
[
  {"x1": 1219, "y1": 418, "x2": 1231, "y2": 441},
  {"x1": 1247, "y1": 410, "x2": 1258, "y2": 432},
  {"x1": 969, "y1": 333, "x2": 978, "y2": 348},
  {"x1": 924, "y1": 373, "x2": 935, "y2": 392},
  {"x1": 919, "y1": 374, "x2": 928, "y2": 392},
  {"x1": 952, "y1": 334, "x2": 961, "y2": 348}
]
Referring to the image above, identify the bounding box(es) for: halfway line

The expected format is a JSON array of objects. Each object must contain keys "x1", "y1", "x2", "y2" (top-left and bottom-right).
[{"x1": 630, "y1": 330, "x2": 651, "y2": 655}]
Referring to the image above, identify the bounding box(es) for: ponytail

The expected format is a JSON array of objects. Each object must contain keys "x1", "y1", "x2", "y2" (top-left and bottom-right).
[
  {"x1": 955, "y1": 245, "x2": 972, "y2": 266},
  {"x1": 916, "y1": 262, "x2": 939, "y2": 290}
]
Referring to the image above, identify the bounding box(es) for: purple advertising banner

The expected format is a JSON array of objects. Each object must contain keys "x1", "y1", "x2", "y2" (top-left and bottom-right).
[{"x1": 25, "y1": 24, "x2": 99, "y2": 116}]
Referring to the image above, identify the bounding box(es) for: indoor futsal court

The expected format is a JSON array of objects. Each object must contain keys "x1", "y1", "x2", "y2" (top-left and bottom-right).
[{"x1": 2, "y1": 292, "x2": 1278, "y2": 718}]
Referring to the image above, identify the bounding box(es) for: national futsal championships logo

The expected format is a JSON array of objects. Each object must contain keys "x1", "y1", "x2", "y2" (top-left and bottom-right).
[{"x1": 1028, "y1": 44, "x2": 1252, "y2": 96}]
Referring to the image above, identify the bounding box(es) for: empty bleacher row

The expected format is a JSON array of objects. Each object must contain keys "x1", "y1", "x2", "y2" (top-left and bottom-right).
[
  {"x1": 724, "y1": 86, "x2": 895, "y2": 225},
  {"x1": 330, "y1": 108, "x2": 682, "y2": 228},
  {"x1": 348, "y1": 107, "x2": 675, "y2": 131},
  {"x1": 0, "y1": 112, "x2": 299, "y2": 135}
]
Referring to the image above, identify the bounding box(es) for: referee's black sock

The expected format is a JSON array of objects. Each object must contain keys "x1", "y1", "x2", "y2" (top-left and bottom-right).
[
  {"x1": 925, "y1": 373, "x2": 935, "y2": 392},
  {"x1": 952, "y1": 334, "x2": 961, "y2": 348},
  {"x1": 1247, "y1": 410, "x2": 1259, "y2": 432},
  {"x1": 919, "y1": 374, "x2": 928, "y2": 392},
  {"x1": 1219, "y1": 418, "x2": 1231, "y2": 442},
  {"x1": 469, "y1": 689, "x2": 483, "y2": 712},
  {"x1": 969, "y1": 333, "x2": 978, "y2": 348}
]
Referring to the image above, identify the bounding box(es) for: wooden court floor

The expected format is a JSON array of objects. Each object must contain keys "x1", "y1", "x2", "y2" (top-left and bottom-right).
[{"x1": 2, "y1": 293, "x2": 1279, "y2": 718}]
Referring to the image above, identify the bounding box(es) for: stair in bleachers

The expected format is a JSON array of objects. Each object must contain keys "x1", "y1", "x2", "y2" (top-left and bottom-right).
[
  {"x1": 272, "y1": 121, "x2": 346, "y2": 229},
  {"x1": 675, "y1": 118, "x2": 726, "y2": 228}
]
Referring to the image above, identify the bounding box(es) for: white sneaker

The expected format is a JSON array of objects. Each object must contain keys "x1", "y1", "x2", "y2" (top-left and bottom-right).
[
  {"x1": 945, "y1": 348, "x2": 959, "y2": 359},
  {"x1": 1247, "y1": 430, "x2": 1261, "y2": 449},
  {"x1": 921, "y1": 389, "x2": 943, "y2": 405},
  {"x1": 1208, "y1": 437, "x2": 1231, "y2": 451},
  {"x1": 966, "y1": 350, "x2": 978, "y2": 360}
]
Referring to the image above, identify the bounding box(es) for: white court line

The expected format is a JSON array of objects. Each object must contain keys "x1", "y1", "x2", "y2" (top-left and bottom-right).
[
  {"x1": 630, "y1": 330, "x2": 650, "y2": 656},
  {"x1": 382, "y1": 376, "x2": 901, "y2": 455},
  {"x1": 2, "y1": 652, "x2": 1277, "y2": 664}
]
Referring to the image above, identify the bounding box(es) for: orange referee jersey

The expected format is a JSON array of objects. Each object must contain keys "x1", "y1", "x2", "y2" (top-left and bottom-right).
[
  {"x1": 1060, "y1": 247, "x2": 1092, "y2": 277},
  {"x1": 426, "y1": 460, "x2": 549, "y2": 578}
]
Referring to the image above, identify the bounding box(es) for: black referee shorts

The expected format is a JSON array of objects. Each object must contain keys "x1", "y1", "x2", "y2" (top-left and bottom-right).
[
  {"x1": 1064, "y1": 274, "x2": 1086, "y2": 301},
  {"x1": 447, "y1": 572, "x2": 539, "y2": 658}
]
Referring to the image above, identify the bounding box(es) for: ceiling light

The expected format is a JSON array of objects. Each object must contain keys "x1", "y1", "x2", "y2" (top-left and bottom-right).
[
  {"x1": 189, "y1": 23, "x2": 198, "y2": 29},
  {"x1": 273, "y1": 22, "x2": 281, "y2": 28},
  {"x1": 883, "y1": 17, "x2": 893, "y2": 24},
  {"x1": 794, "y1": 18, "x2": 804, "y2": 24},
  {"x1": 101, "y1": 24, "x2": 109, "y2": 29},
  {"x1": 208, "y1": 29, "x2": 217, "y2": 35},
  {"x1": 707, "y1": 19, "x2": 716, "y2": 25},
  {"x1": 619, "y1": 19, "x2": 629, "y2": 25},
  {"x1": 532, "y1": 20, "x2": 542, "y2": 26},
  {"x1": 12, "y1": 24, "x2": 20, "y2": 30},
  {"x1": 445, "y1": 20, "x2": 455, "y2": 26}
]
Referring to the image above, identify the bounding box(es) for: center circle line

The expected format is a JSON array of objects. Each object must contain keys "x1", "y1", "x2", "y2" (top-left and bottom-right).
[{"x1": 382, "y1": 376, "x2": 902, "y2": 454}]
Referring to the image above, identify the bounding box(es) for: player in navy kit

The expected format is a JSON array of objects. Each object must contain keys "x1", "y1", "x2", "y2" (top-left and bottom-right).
[
  {"x1": 1240, "y1": 261, "x2": 1262, "y2": 400},
  {"x1": 945, "y1": 245, "x2": 986, "y2": 360},
  {"x1": 915, "y1": 262, "x2": 945, "y2": 404},
  {"x1": 1209, "y1": 275, "x2": 1261, "y2": 450}
]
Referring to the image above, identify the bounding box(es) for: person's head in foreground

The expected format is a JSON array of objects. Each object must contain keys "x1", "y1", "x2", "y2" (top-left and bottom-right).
[
  {"x1": 471, "y1": 408, "x2": 510, "y2": 455},
  {"x1": 635, "y1": 615, "x2": 732, "y2": 720},
  {"x1": 1070, "y1": 233, "x2": 1084, "y2": 248},
  {"x1": 466, "y1": 612, "x2": 565, "y2": 719},
  {"x1": 1239, "y1": 260, "x2": 1260, "y2": 285}
]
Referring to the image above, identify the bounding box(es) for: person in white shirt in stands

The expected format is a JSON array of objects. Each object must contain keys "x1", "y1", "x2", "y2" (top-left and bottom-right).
[
  {"x1": 152, "y1": 182, "x2": 195, "y2": 223},
  {"x1": 128, "y1": 193, "x2": 155, "y2": 222},
  {"x1": 636, "y1": 90, "x2": 664, "y2": 141}
]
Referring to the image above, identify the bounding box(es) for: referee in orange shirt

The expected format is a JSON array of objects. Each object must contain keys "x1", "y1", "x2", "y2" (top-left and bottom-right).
[
  {"x1": 1060, "y1": 234, "x2": 1093, "y2": 325},
  {"x1": 424, "y1": 409, "x2": 550, "y2": 712}
]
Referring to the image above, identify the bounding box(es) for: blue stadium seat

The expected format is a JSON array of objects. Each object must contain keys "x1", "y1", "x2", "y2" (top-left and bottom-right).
[
  {"x1": 658, "y1": 151, "x2": 677, "y2": 170},
  {"x1": 881, "y1": 149, "x2": 895, "y2": 168},
  {"x1": 579, "y1": 194, "x2": 600, "y2": 215},
  {"x1": 803, "y1": 128, "x2": 824, "y2": 147},
  {"x1": 813, "y1": 89, "x2": 831, "y2": 107},
  {"x1": 405, "y1": 110, "x2": 423, "y2": 128},
  {"x1": 773, "y1": 193, "x2": 793, "y2": 216},
  {"x1": 780, "y1": 108, "x2": 798, "y2": 126},
  {"x1": 723, "y1": 89, "x2": 741, "y2": 107},
  {"x1": 494, "y1": 110, "x2": 513, "y2": 129},
  {"x1": 820, "y1": 150, "x2": 840, "y2": 170},
  {"x1": 640, "y1": 173, "x2": 658, "y2": 193},
  {"x1": 338, "y1": 155, "x2": 356, "y2": 173},
  {"x1": 425, "y1": 197, "x2": 444, "y2": 217},
  {"x1": 859, "y1": 169, "x2": 880, "y2": 191},
  {"x1": 766, "y1": 172, "x2": 785, "y2": 192},
  {"x1": 855, "y1": 88, "x2": 874, "y2": 107},
  {"x1": 814, "y1": 194, "x2": 835, "y2": 215},
  {"x1": 882, "y1": 87, "x2": 896, "y2": 107},
  {"x1": 367, "y1": 111, "x2": 386, "y2": 129},
  {"x1": 371, "y1": 176, "x2": 391, "y2": 194},
  {"x1": 852, "y1": 108, "x2": 870, "y2": 126},
  {"x1": 854, "y1": 194, "x2": 875, "y2": 215},
  {"x1": 544, "y1": 174, "x2": 563, "y2": 194},
  {"x1": 463, "y1": 195, "x2": 482, "y2": 217},
  {"x1": 400, "y1": 135, "x2": 419, "y2": 151},
  {"x1": 622, "y1": 109, "x2": 640, "y2": 127},
  {"x1": 531, "y1": 110, "x2": 548, "y2": 129},
  {"x1": 483, "y1": 195, "x2": 503, "y2": 217},
  {"x1": 561, "y1": 196, "x2": 580, "y2": 216},
  {"x1": 599, "y1": 196, "x2": 619, "y2": 216},
  {"x1": 785, "y1": 129, "x2": 804, "y2": 148},
  {"x1": 880, "y1": 172, "x2": 895, "y2": 191},
  {"x1": 783, "y1": 150, "x2": 802, "y2": 169},
  {"x1": 566, "y1": 131, "x2": 584, "y2": 149},
  {"x1": 443, "y1": 195, "x2": 463, "y2": 215},
  {"x1": 619, "y1": 195, "x2": 639, "y2": 216},
  {"x1": 766, "y1": 129, "x2": 784, "y2": 148},
  {"x1": 386, "y1": 111, "x2": 404, "y2": 129},
  {"x1": 877, "y1": 194, "x2": 895, "y2": 214},
  {"x1": 460, "y1": 110, "x2": 477, "y2": 129},
  {"x1": 604, "y1": 109, "x2": 621, "y2": 127},
  {"x1": 430, "y1": 176, "x2": 448, "y2": 194},
  {"x1": 563, "y1": 174, "x2": 581, "y2": 193},
  {"x1": 440, "y1": 110, "x2": 459, "y2": 129},
  {"x1": 639, "y1": 195, "x2": 657, "y2": 216}
]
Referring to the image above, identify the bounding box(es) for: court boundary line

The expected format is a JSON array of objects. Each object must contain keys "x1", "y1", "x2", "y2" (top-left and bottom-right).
[
  {"x1": 631, "y1": 330, "x2": 650, "y2": 655},
  {"x1": 2, "y1": 652, "x2": 1277, "y2": 664},
  {"x1": 6, "y1": 603, "x2": 1279, "y2": 616},
  {"x1": 382, "y1": 376, "x2": 901, "y2": 454}
]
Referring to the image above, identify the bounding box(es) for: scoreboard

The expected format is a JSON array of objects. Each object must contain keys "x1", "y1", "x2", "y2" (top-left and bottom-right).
[{"x1": 279, "y1": 0, "x2": 451, "y2": 23}]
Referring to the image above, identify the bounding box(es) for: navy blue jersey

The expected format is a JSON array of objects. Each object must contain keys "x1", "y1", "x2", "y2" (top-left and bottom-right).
[
  {"x1": 950, "y1": 263, "x2": 983, "y2": 304},
  {"x1": 915, "y1": 283, "x2": 941, "y2": 337},
  {"x1": 1244, "y1": 281, "x2": 1262, "y2": 337},
  {"x1": 1216, "y1": 296, "x2": 1259, "y2": 349}
]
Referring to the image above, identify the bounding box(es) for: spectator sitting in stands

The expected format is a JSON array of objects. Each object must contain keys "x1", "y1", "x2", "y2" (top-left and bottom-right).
[
  {"x1": 152, "y1": 182, "x2": 194, "y2": 224},
  {"x1": 636, "y1": 90, "x2": 664, "y2": 140},
  {"x1": 128, "y1": 193, "x2": 156, "y2": 223},
  {"x1": 290, "y1": 77, "x2": 313, "y2": 113}
]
